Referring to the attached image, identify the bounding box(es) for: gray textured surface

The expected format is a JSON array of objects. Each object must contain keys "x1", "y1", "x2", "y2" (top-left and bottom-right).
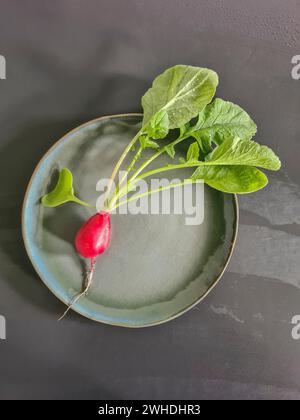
[{"x1": 0, "y1": 0, "x2": 299, "y2": 400}]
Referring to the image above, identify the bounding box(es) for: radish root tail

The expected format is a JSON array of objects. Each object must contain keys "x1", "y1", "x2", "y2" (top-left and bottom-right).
[{"x1": 58, "y1": 257, "x2": 96, "y2": 321}]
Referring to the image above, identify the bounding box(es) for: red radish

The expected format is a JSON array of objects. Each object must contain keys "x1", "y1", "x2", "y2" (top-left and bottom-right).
[
  {"x1": 75, "y1": 212, "x2": 111, "y2": 258},
  {"x1": 58, "y1": 211, "x2": 111, "y2": 320}
]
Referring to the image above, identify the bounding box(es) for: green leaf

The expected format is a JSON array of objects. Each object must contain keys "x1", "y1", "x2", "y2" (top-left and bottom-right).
[
  {"x1": 190, "y1": 137, "x2": 280, "y2": 193},
  {"x1": 205, "y1": 137, "x2": 281, "y2": 170},
  {"x1": 41, "y1": 168, "x2": 93, "y2": 208},
  {"x1": 142, "y1": 65, "x2": 218, "y2": 129},
  {"x1": 139, "y1": 135, "x2": 159, "y2": 149},
  {"x1": 165, "y1": 144, "x2": 176, "y2": 159},
  {"x1": 192, "y1": 165, "x2": 268, "y2": 193},
  {"x1": 146, "y1": 110, "x2": 169, "y2": 139},
  {"x1": 189, "y1": 131, "x2": 212, "y2": 155},
  {"x1": 186, "y1": 98, "x2": 257, "y2": 146},
  {"x1": 186, "y1": 141, "x2": 200, "y2": 162}
]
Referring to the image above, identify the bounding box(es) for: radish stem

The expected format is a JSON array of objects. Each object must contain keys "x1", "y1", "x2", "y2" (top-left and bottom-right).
[
  {"x1": 104, "y1": 128, "x2": 143, "y2": 205},
  {"x1": 110, "y1": 179, "x2": 198, "y2": 211},
  {"x1": 111, "y1": 145, "x2": 143, "y2": 206},
  {"x1": 108, "y1": 133, "x2": 191, "y2": 208},
  {"x1": 127, "y1": 133, "x2": 190, "y2": 182},
  {"x1": 72, "y1": 197, "x2": 96, "y2": 209}
]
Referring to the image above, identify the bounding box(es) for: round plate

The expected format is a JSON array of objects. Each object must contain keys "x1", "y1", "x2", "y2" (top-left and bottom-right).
[{"x1": 22, "y1": 114, "x2": 238, "y2": 327}]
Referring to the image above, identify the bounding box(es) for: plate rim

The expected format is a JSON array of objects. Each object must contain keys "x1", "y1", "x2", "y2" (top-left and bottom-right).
[{"x1": 22, "y1": 113, "x2": 239, "y2": 328}]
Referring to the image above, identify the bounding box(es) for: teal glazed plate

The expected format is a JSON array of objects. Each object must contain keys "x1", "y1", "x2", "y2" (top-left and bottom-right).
[{"x1": 22, "y1": 114, "x2": 238, "y2": 327}]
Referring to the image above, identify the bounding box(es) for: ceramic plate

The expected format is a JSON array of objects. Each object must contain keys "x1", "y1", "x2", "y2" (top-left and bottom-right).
[{"x1": 22, "y1": 114, "x2": 238, "y2": 327}]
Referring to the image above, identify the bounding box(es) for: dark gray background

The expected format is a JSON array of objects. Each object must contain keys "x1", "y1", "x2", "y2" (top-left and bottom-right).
[{"x1": 0, "y1": 0, "x2": 299, "y2": 400}]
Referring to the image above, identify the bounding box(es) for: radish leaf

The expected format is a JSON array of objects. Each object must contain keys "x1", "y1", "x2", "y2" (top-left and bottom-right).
[
  {"x1": 189, "y1": 132, "x2": 212, "y2": 155},
  {"x1": 165, "y1": 144, "x2": 176, "y2": 159},
  {"x1": 192, "y1": 165, "x2": 268, "y2": 193},
  {"x1": 142, "y1": 65, "x2": 218, "y2": 129},
  {"x1": 191, "y1": 137, "x2": 280, "y2": 193},
  {"x1": 146, "y1": 110, "x2": 169, "y2": 139},
  {"x1": 139, "y1": 135, "x2": 159, "y2": 149},
  {"x1": 204, "y1": 137, "x2": 281, "y2": 170},
  {"x1": 183, "y1": 99, "x2": 257, "y2": 150},
  {"x1": 41, "y1": 168, "x2": 94, "y2": 208},
  {"x1": 186, "y1": 142, "x2": 200, "y2": 162}
]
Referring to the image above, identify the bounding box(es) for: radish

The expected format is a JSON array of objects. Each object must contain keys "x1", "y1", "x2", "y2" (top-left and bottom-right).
[
  {"x1": 42, "y1": 168, "x2": 113, "y2": 319},
  {"x1": 58, "y1": 212, "x2": 111, "y2": 320},
  {"x1": 75, "y1": 212, "x2": 111, "y2": 259},
  {"x1": 40, "y1": 64, "x2": 281, "y2": 321}
]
